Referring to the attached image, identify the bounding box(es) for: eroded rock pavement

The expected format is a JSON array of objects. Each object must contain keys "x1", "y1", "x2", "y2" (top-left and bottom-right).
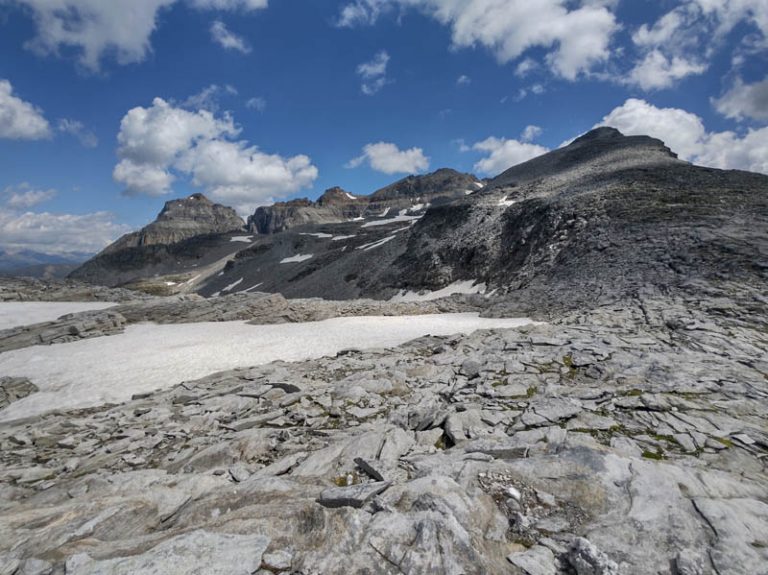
[{"x1": 0, "y1": 289, "x2": 767, "y2": 574}]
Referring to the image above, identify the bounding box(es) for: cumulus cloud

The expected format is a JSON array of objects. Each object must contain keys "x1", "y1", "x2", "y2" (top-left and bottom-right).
[
  {"x1": 57, "y1": 119, "x2": 98, "y2": 148},
  {"x1": 520, "y1": 125, "x2": 543, "y2": 143},
  {"x1": 0, "y1": 79, "x2": 51, "y2": 140},
  {"x1": 0, "y1": 183, "x2": 128, "y2": 255},
  {"x1": 113, "y1": 97, "x2": 317, "y2": 214},
  {"x1": 0, "y1": 208, "x2": 131, "y2": 256},
  {"x1": 714, "y1": 76, "x2": 768, "y2": 122},
  {"x1": 347, "y1": 142, "x2": 429, "y2": 174},
  {"x1": 210, "y1": 20, "x2": 251, "y2": 53},
  {"x1": 470, "y1": 137, "x2": 549, "y2": 175},
  {"x1": 357, "y1": 51, "x2": 390, "y2": 95},
  {"x1": 2, "y1": 183, "x2": 57, "y2": 209},
  {"x1": 4, "y1": 0, "x2": 266, "y2": 71},
  {"x1": 626, "y1": 0, "x2": 768, "y2": 90},
  {"x1": 456, "y1": 75, "x2": 471, "y2": 86},
  {"x1": 337, "y1": 0, "x2": 619, "y2": 80},
  {"x1": 598, "y1": 98, "x2": 768, "y2": 174},
  {"x1": 626, "y1": 50, "x2": 706, "y2": 91}
]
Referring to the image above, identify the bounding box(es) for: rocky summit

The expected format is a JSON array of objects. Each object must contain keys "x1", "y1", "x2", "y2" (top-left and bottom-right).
[{"x1": 1, "y1": 128, "x2": 766, "y2": 574}]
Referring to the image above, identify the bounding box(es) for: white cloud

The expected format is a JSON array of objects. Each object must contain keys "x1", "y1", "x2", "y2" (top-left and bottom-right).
[
  {"x1": 245, "y1": 96, "x2": 267, "y2": 112},
  {"x1": 189, "y1": 0, "x2": 267, "y2": 9},
  {"x1": 470, "y1": 137, "x2": 549, "y2": 175},
  {"x1": 347, "y1": 142, "x2": 429, "y2": 174},
  {"x1": 2, "y1": 183, "x2": 57, "y2": 209},
  {"x1": 337, "y1": 0, "x2": 619, "y2": 80},
  {"x1": 714, "y1": 76, "x2": 768, "y2": 121},
  {"x1": 0, "y1": 79, "x2": 51, "y2": 140},
  {"x1": 626, "y1": 0, "x2": 768, "y2": 90},
  {"x1": 336, "y1": 0, "x2": 388, "y2": 27},
  {"x1": 0, "y1": 208, "x2": 131, "y2": 256},
  {"x1": 113, "y1": 97, "x2": 318, "y2": 214},
  {"x1": 57, "y1": 119, "x2": 98, "y2": 148},
  {"x1": 521, "y1": 125, "x2": 543, "y2": 143},
  {"x1": 210, "y1": 20, "x2": 251, "y2": 53},
  {"x1": 5, "y1": 0, "x2": 266, "y2": 71},
  {"x1": 456, "y1": 74, "x2": 471, "y2": 86},
  {"x1": 598, "y1": 98, "x2": 768, "y2": 174},
  {"x1": 626, "y1": 49, "x2": 706, "y2": 91},
  {"x1": 515, "y1": 58, "x2": 538, "y2": 77},
  {"x1": 182, "y1": 84, "x2": 238, "y2": 111},
  {"x1": 357, "y1": 50, "x2": 390, "y2": 95}
]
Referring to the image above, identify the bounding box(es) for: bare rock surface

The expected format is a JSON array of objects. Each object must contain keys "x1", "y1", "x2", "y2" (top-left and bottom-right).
[{"x1": 0, "y1": 293, "x2": 765, "y2": 574}]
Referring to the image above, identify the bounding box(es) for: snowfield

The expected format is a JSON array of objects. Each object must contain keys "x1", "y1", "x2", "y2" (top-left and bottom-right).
[
  {"x1": 0, "y1": 313, "x2": 535, "y2": 421},
  {"x1": 390, "y1": 280, "x2": 487, "y2": 302},
  {"x1": 0, "y1": 302, "x2": 116, "y2": 330}
]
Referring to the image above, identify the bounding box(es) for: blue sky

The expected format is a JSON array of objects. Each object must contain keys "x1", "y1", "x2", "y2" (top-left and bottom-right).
[{"x1": 0, "y1": 0, "x2": 767, "y2": 256}]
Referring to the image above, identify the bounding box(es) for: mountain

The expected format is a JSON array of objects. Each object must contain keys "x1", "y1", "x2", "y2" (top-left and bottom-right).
[
  {"x1": 70, "y1": 129, "x2": 768, "y2": 305},
  {"x1": 102, "y1": 193, "x2": 244, "y2": 253},
  {"x1": 200, "y1": 128, "x2": 768, "y2": 306},
  {"x1": 248, "y1": 169, "x2": 482, "y2": 234},
  {"x1": 0, "y1": 249, "x2": 89, "y2": 278},
  {"x1": 69, "y1": 194, "x2": 247, "y2": 289}
]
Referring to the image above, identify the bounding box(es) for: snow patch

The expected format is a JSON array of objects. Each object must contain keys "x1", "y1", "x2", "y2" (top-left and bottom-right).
[
  {"x1": 498, "y1": 196, "x2": 516, "y2": 207},
  {"x1": 243, "y1": 282, "x2": 264, "y2": 293},
  {"x1": 280, "y1": 254, "x2": 313, "y2": 264},
  {"x1": 344, "y1": 192, "x2": 357, "y2": 201},
  {"x1": 379, "y1": 207, "x2": 391, "y2": 217},
  {"x1": 0, "y1": 313, "x2": 536, "y2": 421},
  {"x1": 0, "y1": 302, "x2": 117, "y2": 331},
  {"x1": 358, "y1": 235, "x2": 396, "y2": 251},
  {"x1": 221, "y1": 277, "x2": 244, "y2": 292},
  {"x1": 361, "y1": 214, "x2": 422, "y2": 228},
  {"x1": 300, "y1": 233, "x2": 333, "y2": 239},
  {"x1": 389, "y1": 280, "x2": 487, "y2": 303},
  {"x1": 230, "y1": 236, "x2": 253, "y2": 243},
  {"x1": 331, "y1": 235, "x2": 356, "y2": 241},
  {"x1": 474, "y1": 181, "x2": 485, "y2": 188}
]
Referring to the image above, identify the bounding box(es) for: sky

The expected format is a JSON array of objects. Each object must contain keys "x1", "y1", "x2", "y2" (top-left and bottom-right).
[{"x1": 0, "y1": 0, "x2": 766, "y2": 257}]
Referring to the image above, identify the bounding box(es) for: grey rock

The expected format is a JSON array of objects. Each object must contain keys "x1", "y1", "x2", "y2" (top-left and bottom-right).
[
  {"x1": 567, "y1": 538, "x2": 621, "y2": 575},
  {"x1": 317, "y1": 481, "x2": 391, "y2": 509},
  {"x1": 507, "y1": 545, "x2": 557, "y2": 575},
  {"x1": 65, "y1": 530, "x2": 269, "y2": 575}
]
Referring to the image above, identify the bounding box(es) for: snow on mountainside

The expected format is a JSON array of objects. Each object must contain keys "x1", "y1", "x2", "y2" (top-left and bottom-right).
[{"x1": 68, "y1": 128, "x2": 768, "y2": 313}]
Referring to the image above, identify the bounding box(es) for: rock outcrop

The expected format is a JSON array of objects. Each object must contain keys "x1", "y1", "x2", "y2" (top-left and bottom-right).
[
  {"x1": 104, "y1": 193, "x2": 244, "y2": 253},
  {"x1": 248, "y1": 169, "x2": 481, "y2": 234},
  {"x1": 0, "y1": 290, "x2": 765, "y2": 573},
  {"x1": 203, "y1": 128, "x2": 768, "y2": 308}
]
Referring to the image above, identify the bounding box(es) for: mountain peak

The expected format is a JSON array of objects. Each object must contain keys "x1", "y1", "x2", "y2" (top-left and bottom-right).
[
  {"x1": 317, "y1": 187, "x2": 357, "y2": 206},
  {"x1": 489, "y1": 127, "x2": 679, "y2": 189}
]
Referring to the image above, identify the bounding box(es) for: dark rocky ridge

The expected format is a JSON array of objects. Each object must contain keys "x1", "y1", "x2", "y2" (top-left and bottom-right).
[
  {"x1": 202, "y1": 128, "x2": 768, "y2": 309},
  {"x1": 248, "y1": 169, "x2": 481, "y2": 234},
  {"x1": 70, "y1": 128, "x2": 767, "y2": 310}
]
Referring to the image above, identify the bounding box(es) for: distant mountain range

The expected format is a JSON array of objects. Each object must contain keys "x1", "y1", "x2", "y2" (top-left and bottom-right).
[
  {"x1": 0, "y1": 250, "x2": 89, "y2": 278},
  {"x1": 69, "y1": 128, "x2": 768, "y2": 307}
]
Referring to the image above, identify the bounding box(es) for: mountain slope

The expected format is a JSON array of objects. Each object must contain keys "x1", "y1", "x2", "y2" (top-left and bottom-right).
[
  {"x1": 204, "y1": 128, "x2": 768, "y2": 307},
  {"x1": 69, "y1": 194, "x2": 246, "y2": 288},
  {"x1": 72, "y1": 129, "x2": 768, "y2": 305}
]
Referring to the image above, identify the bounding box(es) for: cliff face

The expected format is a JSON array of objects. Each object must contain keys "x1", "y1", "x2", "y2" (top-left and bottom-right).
[
  {"x1": 69, "y1": 194, "x2": 246, "y2": 287},
  {"x1": 247, "y1": 170, "x2": 482, "y2": 234},
  {"x1": 103, "y1": 194, "x2": 244, "y2": 254}
]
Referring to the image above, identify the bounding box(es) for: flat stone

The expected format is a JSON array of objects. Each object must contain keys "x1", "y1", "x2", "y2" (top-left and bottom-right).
[
  {"x1": 507, "y1": 545, "x2": 557, "y2": 575},
  {"x1": 317, "y1": 481, "x2": 391, "y2": 509}
]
